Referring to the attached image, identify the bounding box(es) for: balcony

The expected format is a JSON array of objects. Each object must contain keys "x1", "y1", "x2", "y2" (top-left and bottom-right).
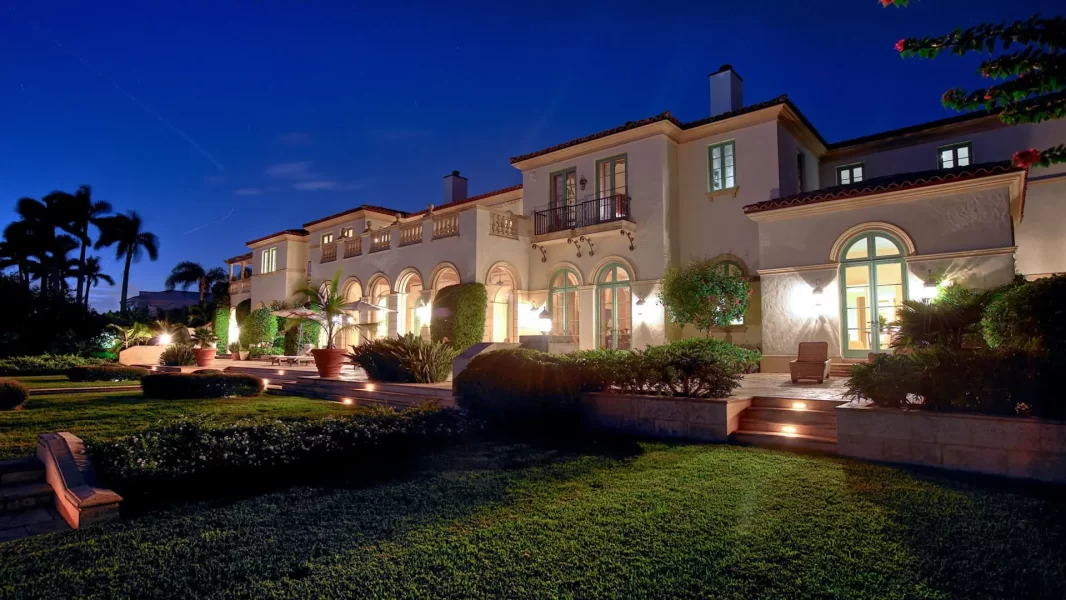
[
  {"x1": 228, "y1": 278, "x2": 250, "y2": 295},
  {"x1": 343, "y1": 237, "x2": 361, "y2": 258},
  {"x1": 320, "y1": 242, "x2": 337, "y2": 263},
  {"x1": 533, "y1": 193, "x2": 632, "y2": 236}
]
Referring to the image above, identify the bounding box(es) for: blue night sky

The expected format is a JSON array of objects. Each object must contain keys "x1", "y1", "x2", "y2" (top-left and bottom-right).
[{"x1": 2, "y1": 0, "x2": 1060, "y2": 310}]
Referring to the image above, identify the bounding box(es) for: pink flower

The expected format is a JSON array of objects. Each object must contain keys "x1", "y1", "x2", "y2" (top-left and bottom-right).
[
  {"x1": 1012, "y1": 148, "x2": 1042, "y2": 169},
  {"x1": 881, "y1": 0, "x2": 895, "y2": 6},
  {"x1": 894, "y1": 38, "x2": 906, "y2": 52},
  {"x1": 941, "y1": 89, "x2": 956, "y2": 104}
]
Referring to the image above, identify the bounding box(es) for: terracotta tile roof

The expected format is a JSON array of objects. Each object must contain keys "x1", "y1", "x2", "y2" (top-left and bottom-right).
[
  {"x1": 224, "y1": 252, "x2": 253, "y2": 264},
  {"x1": 509, "y1": 95, "x2": 828, "y2": 164},
  {"x1": 302, "y1": 204, "x2": 409, "y2": 228},
  {"x1": 245, "y1": 229, "x2": 308, "y2": 246},
  {"x1": 743, "y1": 161, "x2": 1022, "y2": 215},
  {"x1": 406, "y1": 183, "x2": 523, "y2": 217}
]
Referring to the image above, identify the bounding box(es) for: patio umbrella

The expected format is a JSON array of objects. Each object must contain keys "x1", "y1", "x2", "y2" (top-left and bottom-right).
[
  {"x1": 341, "y1": 300, "x2": 395, "y2": 313},
  {"x1": 271, "y1": 307, "x2": 321, "y2": 320}
]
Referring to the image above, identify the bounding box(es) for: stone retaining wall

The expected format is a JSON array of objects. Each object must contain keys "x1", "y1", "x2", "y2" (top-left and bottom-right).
[
  {"x1": 581, "y1": 392, "x2": 750, "y2": 442},
  {"x1": 836, "y1": 404, "x2": 1066, "y2": 483}
]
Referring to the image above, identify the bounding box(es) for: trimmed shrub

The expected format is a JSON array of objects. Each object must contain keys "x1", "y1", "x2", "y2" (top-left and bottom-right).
[
  {"x1": 454, "y1": 348, "x2": 584, "y2": 429},
  {"x1": 67, "y1": 365, "x2": 148, "y2": 382},
  {"x1": 982, "y1": 275, "x2": 1066, "y2": 355},
  {"x1": 239, "y1": 307, "x2": 278, "y2": 348},
  {"x1": 660, "y1": 258, "x2": 751, "y2": 333},
  {"x1": 212, "y1": 307, "x2": 230, "y2": 350},
  {"x1": 234, "y1": 298, "x2": 251, "y2": 326},
  {"x1": 88, "y1": 407, "x2": 465, "y2": 498},
  {"x1": 141, "y1": 372, "x2": 265, "y2": 399},
  {"x1": 284, "y1": 320, "x2": 321, "y2": 355},
  {"x1": 159, "y1": 343, "x2": 197, "y2": 366},
  {"x1": 0, "y1": 354, "x2": 109, "y2": 376},
  {"x1": 0, "y1": 378, "x2": 29, "y2": 410},
  {"x1": 347, "y1": 334, "x2": 456, "y2": 383},
  {"x1": 431, "y1": 283, "x2": 487, "y2": 353},
  {"x1": 192, "y1": 369, "x2": 223, "y2": 375}
]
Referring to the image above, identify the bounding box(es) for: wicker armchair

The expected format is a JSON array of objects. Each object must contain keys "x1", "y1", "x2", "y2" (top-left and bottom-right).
[{"x1": 789, "y1": 342, "x2": 831, "y2": 383}]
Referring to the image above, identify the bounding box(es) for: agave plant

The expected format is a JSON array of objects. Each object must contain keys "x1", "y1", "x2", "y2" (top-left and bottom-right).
[{"x1": 284, "y1": 270, "x2": 358, "y2": 350}]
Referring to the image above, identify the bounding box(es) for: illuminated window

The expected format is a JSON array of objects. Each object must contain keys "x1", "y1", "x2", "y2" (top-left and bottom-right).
[
  {"x1": 321, "y1": 232, "x2": 334, "y2": 245},
  {"x1": 937, "y1": 142, "x2": 972, "y2": 169},
  {"x1": 708, "y1": 141, "x2": 736, "y2": 191},
  {"x1": 340, "y1": 227, "x2": 354, "y2": 238},
  {"x1": 839, "y1": 232, "x2": 907, "y2": 358},
  {"x1": 260, "y1": 247, "x2": 277, "y2": 274},
  {"x1": 549, "y1": 269, "x2": 580, "y2": 340},
  {"x1": 596, "y1": 263, "x2": 632, "y2": 349},
  {"x1": 837, "y1": 163, "x2": 865, "y2": 185}
]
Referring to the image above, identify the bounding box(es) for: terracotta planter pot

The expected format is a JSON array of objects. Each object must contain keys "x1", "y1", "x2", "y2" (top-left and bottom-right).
[
  {"x1": 193, "y1": 347, "x2": 217, "y2": 367},
  {"x1": 312, "y1": 348, "x2": 347, "y2": 378}
]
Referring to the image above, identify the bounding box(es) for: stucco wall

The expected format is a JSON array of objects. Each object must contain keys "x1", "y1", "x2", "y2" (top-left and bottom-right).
[{"x1": 1015, "y1": 178, "x2": 1066, "y2": 277}]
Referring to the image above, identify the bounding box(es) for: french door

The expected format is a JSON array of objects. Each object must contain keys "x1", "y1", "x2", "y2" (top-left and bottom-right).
[{"x1": 840, "y1": 233, "x2": 907, "y2": 358}]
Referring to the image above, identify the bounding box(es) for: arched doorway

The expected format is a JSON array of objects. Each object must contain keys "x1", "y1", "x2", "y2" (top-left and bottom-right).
[
  {"x1": 839, "y1": 231, "x2": 908, "y2": 357},
  {"x1": 367, "y1": 276, "x2": 391, "y2": 339},
  {"x1": 337, "y1": 278, "x2": 362, "y2": 349},
  {"x1": 486, "y1": 264, "x2": 517, "y2": 343},
  {"x1": 396, "y1": 270, "x2": 426, "y2": 338},
  {"x1": 549, "y1": 268, "x2": 580, "y2": 342},
  {"x1": 431, "y1": 264, "x2": 461, "y2": 292},
  {"x1": 595, "y1": 262, "x2": 632, "y2": 349}
]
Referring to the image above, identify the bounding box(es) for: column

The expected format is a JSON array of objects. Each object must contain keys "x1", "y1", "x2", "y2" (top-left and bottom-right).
[{"x1": 578, "y1": 285, "x2": 596, "y2": 350}]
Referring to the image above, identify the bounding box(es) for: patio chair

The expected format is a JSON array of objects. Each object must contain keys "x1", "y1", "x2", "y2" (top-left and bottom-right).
[
  {"x1": 789, "y1": 342, "x2": 831, "y2": 383},
  {"x1": 287, "y1": 344, "x2": 315, "y2": 366}
]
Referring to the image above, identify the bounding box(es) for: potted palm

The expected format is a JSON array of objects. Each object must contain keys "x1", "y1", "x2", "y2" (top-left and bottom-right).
[
  {"x1": 228, "y1": 341, "x2": 248, "y2": 361},
  {"x1": 191, "y1": 327, "x2": 219, "y2": 367},
  {"x1": 284, "y1": 270, "x2": 357, "y2": 378}
]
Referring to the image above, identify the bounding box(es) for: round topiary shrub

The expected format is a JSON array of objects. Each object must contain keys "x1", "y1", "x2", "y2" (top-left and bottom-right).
[
  {"x1": 0, "y1": 378, "x2": 29, "y2": 410},
  {"x1": 454, "y1": 348, "x2": 583, "y2": 430},
  {"x1": 430, "y1": 283, "x2": 487, "y2": 353},
  {"x1": 67, "y1": 365, "x2": 149, "y2": 382}
]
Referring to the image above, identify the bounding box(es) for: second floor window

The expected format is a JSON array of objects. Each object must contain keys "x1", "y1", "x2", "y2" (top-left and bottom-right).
[
  {"x1": 550, "y1": 168, "x2": 577, "y2": 208},
  {"x1": 708, "y1": 141, "x2": 736, "y2": 191},
  {"x1": 340, "y1": 227, "x2": 353, "y2": 238},
  {"x1": 837, "y1": 163, "x2": 865, "y2": 185},
  {"x1": 261, "y1": 247, "x2": 277, "y2": 274},
  {"x1": 321, "y1": 233, "x2": 335, "y2": 245},
  {"x1": 938, "y1": 142, "x2": 972, "y2": 169}
]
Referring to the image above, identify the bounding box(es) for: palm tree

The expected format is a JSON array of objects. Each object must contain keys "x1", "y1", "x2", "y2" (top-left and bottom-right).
[
  {"x1": 0, "y1": 222, "x2": 37, "y2": 288},
  {"x1": 188, "y1": 303, "x2": 215, "y2": 327},
  {"x1": 13, "y1": 196, "x2": 62, "y2": 293},
  {"x1": 80, "y1": 256, "x2": 115, "y2": 309},
  {"x1": 55, "y1": 186, "x2": 112, "y2": 304},
  {"x1": 165, "y1": 261, "x2": 227, "y2": 303},
  {"x1": 94, "y1": 211, "x2": 160, "y2": 313}
]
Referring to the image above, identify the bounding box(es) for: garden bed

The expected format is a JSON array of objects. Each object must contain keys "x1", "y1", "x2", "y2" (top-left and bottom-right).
[{"x1": 836, "y1": 404, "x2": 1066, "y2": 482}]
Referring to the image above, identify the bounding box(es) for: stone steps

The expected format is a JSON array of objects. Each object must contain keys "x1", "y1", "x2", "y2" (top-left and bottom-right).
[
  {"x1": 738, "y1": 418, "x2": 837, "y2": 439},
  {"x1": 731, "y1": 396, "x2": 840, "y2": 453},
  {"x1": 731, "y1": 430, "x2": 838, "y2": 453},
  {"x1": 278, "y1": 377, "x2": 455, "y2": 409},
  {"x1": 0, "y1": 457, "x2": 69, "y2": 541}
]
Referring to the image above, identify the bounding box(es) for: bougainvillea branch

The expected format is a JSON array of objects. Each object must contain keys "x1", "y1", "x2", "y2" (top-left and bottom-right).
[{"x1": 887, "y1": 9, "x2": 1066, "y2": 168}]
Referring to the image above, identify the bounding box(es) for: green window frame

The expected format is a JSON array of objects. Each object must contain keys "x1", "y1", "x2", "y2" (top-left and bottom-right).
[
  {"x1": 594, "y1": 154, "x2": 628, "y2": 201},
  {"x1": 549, "y1": 167, "x2": 577, "y2": 209},
  {"x1": 837, "y1": 163, "x2": 865, "y2": 185},
  {"x1": 595, "y1": 262, "x2": 633, "y2": 349},
  {"x1": 838, "y1": 232, "x2": 908, "y2": 358},
  {"x1": 713, "y1": 260, "x2": 746, "y2": 326},
  {"x1": 937, "y1": 142, "x2": 972, "y2": 170},
  {"x1": 548, "y1": 269, "x2": 580, "y2": 338},
  {"x1": 708, "y1": 141, "x2": 736, "y2": 191}
]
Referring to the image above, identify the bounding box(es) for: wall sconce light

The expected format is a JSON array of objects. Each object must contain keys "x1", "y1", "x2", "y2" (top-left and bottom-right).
[
  {"x1": 538, "y1": 306, "x2": 552, "y2": 334},
  {"x1": 811, "y1": 279, "x2": 824, "y2": 307},
  {"x1": 415, "y1": 301, "x2": 432, "y2": 323},
  {"x1": 579, "y1": 175, "x2": 587, "y2": 190},
  {"x1": 635, "y1": 297, "x2": 646, "y2": 318}
]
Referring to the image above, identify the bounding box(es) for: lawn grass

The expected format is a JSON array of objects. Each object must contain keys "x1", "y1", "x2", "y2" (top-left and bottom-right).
[
  {"x1": 0, "y1": 391, "x2": 365, "y2": 460},
  {"x1": 0, "y1": 440, "x2": 1062, "y2": 599},
  {"x1": 13, "y1": 375, "x2": 142, "y2": 390}
]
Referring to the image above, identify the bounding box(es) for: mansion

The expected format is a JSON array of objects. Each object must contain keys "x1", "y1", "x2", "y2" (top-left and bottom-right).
[{"x1": 223, "y1": 66, "x2": 1066, "y2": 372}]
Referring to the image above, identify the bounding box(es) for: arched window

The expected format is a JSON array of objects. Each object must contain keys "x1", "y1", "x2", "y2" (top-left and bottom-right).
[
  {"x1": 367, "y1": 277, "x2": 391, "y2": 339},
  {"x1": 549, "y1": 269, "x2": 580, "y2": 341},
  {"x1": 596, "y1": 262, "x2": 632, "y2": 349},
  {"x1": 713, "y1": 259, "x2": 746, "y2": 326},
  {"x1": 839, "y1": 232, "x2": 908, "y2": 357}
]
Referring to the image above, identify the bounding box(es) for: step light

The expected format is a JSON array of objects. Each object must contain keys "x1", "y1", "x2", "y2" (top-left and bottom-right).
[
  {"x1": 365, "y1": 383, "x2": 376, "y2": 392},
  {"x1": 261, "y1": 378, "x2": 270, "y2": 386},
  {"x1": 277, "y1": 370, "x2": 285, "y2": 376},
  {"x1": 792, "y1": 402, "x2": 807, "y2": 410},
  {"x1": 781, "y1": 425, "x2": 798, "y2": 435},
  {"x1": 342, "y1": 398, "x2": 353, "y2": 405}
]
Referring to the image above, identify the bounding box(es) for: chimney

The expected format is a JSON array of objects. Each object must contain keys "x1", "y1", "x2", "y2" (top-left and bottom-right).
[
  {"x1": 709, "y1": 64, "x2": 743, "y2": 117},
  {"x1": 443, "y1": 170, "x2": 468, "y2": 204}
]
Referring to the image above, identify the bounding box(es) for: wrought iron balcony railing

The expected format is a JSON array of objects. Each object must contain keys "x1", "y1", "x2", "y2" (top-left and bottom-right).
[{"x1": 533, "y1": 193, "x2": 631, "y2": 236}]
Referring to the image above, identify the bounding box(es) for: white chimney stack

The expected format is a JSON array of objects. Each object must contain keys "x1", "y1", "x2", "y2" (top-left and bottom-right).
[
  {"x1": 709, "y1": 65, "x2": 743, "y2": 117},
  {"x1": 443, "y1": 170, "x2": 468, "y2": 204}
]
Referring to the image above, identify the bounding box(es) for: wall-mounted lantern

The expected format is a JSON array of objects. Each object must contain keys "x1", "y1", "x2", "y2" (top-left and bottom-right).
[{"x1": 579, "y1": 175, "x2": 587, "y2": 191}]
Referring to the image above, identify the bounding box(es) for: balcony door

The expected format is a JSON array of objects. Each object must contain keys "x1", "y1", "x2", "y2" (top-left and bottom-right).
[
  {"x1": 596, "y1": 154, "x2": 627, "y2": 222},
  {"x1": 550, "y1": 168, "x2": 577, "y2": 230}
]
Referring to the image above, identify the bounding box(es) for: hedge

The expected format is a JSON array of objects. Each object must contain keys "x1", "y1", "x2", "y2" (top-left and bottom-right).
[
  {"x1": 982, "y1": 275, "x2": 1066, "y2": 355},
  {"x1": 67, "y1": 365, "x2": 149, "y2": 382},
  {"x1": 430, "y1": 283, "x2": 487, "y2": 353},
  {"x1": 0, "y1": 378, "x2": 29, "y2": 410},
  {"x1": 234, "y1": 298, "x2": 252, "y2": 326},
  {"x1": 0, "y1": 354, "x2": 110, "y2": 376},
  {"x1": 141, "y1": 373, "x2": 265, "y2": 399},
  {"x1": 240, "y1": 307, "x2": 278, "y2": 348},
  {"x1": 213, "y1": 306, "x2": 230, "y2": 350},
  {"x1": 88, "y1": 407, "x2": 466, "y2": 500}
]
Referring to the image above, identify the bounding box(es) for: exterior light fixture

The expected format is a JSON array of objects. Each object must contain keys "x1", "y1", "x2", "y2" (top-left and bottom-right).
[
  {"x1": 781, "y1": 425, "x2": 798, "y2": 435},
  {"x1": 366, "y1": 383, "x2": 376, "y2": 392},
  {"x1": 635, "y1": 296, "x2": 646, "y2": 318},
  {"x1": 262, "y1": 378, "x2": 270, "y2": 386},
  {"x1": 277, "y1": 370, "x2": 285, "y2": 376},
  {"x1": 159, "y1": 333, "x2": 172, "y2": 345},
  {"x1": 811, "y1": 279, "x2": 824, "y2": 307},
  {"x1": 579, "y1": 175, "x2": 587, "y2": 190},
  {"x1": 342, "y1": 398, "x2": 353, "y2": 405},
  {"x1": 538, "y1": 306, "x2": 552, "y2": 335},
  {"x1": 792, "y1": 401, "x2": 807, "y2": 410},
  {"x1": 415, "y1": 302, "x2": 432, "y2": 323}
]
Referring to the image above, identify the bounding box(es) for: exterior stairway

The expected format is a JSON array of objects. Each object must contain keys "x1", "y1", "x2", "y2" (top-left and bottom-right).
[
  {"x1": 730, "y1": 397, "x2": 846, "y2": 453},
  {"x1": 276, "y1": 377, "x2": 456, "y2": 409},
  {"x1": 0, "y1": 457, "x2": 69, "y2": 541},
  {"x1": 829, "y1": 358, "x2": 868, "y2": 378}
]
